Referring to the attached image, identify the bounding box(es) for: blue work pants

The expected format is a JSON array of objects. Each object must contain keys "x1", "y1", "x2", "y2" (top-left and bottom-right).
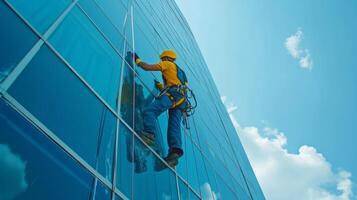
[{"x1": 142, "y1": 95, "x2": 183, "y2": 152}]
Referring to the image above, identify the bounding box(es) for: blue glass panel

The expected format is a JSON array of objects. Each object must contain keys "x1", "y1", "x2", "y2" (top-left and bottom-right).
[
  {"x1": 78, "y1": 0, "x2": 126, "y2": 54},
  {"x1": 48, "y1": 6, "x2": 121, "y2": 108},
  {"x1": 116, "y1": 121, "x2": 134, "y2": 198},
  {"x1": 91, "y1": 180, "x2": 112, "y2": 200},
  {"x1": 94, "y1": 0, "x2": 128, "y2": 35},
  {"x1": 178, "y1": 178, "x2": 200, "y2": 200},
  {"x1": 8, "y1": 45, "x2": 116, "y2": 181},
  {"x1": 178, "y1": 179, "x2": 190, "y2": 200},
  {"x1": 204, "y1": 161, "x2": 220, "y2": 199},
  {"x1": 215, "y1": 174, "x2": 245, "y2": 200},
  {"x1": 132, "y1": 22, "x2": 162, "y2": 87},
  {"x1": 130, "y1": 65, "x2": 167, "y2": 159},
  {"x1": 0, "y1": 1, "x2": 38, "y2": 82},
  {"x1": 192, "y1": 145, "x2": 212, "y2": 197},
  {"x1": 184, "y1": 137, "x2": 200, "y2": 194},
  {"x1": 133, "y1": 134, "x2": 178, "y2": 200},
  {"x1": 176, "y1": 132, "x2": 188, "y2": 180},
  {"x1": 7, "y1": 0, "x2": 70, "y2": 33},
  {"x1": 0, "y1": 99, "x2": 110, "y2": 199}
]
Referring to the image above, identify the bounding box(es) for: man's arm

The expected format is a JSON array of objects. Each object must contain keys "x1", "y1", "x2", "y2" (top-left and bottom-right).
[
  {"x1": 132, "y1": 52, "x2": 161, "y2": 71},
  {"x1": 137, "y1": 62, "x2": 161, "y2": 71}
]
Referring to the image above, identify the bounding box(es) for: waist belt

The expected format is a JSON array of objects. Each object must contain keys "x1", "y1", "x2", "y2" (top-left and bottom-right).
[{"x1": 157, "y1": 85, "x2": 187, "y2": 109}]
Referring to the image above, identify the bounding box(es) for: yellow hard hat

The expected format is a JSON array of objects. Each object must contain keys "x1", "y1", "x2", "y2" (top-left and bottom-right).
[{"x1": 160, "y1": 50, "x2": 177, "y2": 59}]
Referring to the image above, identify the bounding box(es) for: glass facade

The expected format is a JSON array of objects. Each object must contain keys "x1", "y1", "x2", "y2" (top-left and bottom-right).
[{"x1": 0, "y1": 0, "x2": 265, "y2": 199}]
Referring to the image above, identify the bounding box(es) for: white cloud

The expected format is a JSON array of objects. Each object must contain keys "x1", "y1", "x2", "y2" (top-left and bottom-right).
[
  {"x1": 0, "y1": 144, "x2": 28, "y2": 200},
  {"x1": 286, "y1": 29, "x2": 303, "y2": 59},
  {"x1": 300, "y1": 50, "x2": 313, "y2": 69},
  {"x1": 222, "y1": 98, "x2": 354, "y2": 200},
  {"x1": 201, "y1": 182, "x2": 221, "y2": 200},
  {"x1": 285, "y1": 28, "x2": 313, "y2": 70}
]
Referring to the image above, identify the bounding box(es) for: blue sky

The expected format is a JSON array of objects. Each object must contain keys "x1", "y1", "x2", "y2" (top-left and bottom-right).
[{"x1": 176, "y1": 0, "x2": 357, "y2": 199}]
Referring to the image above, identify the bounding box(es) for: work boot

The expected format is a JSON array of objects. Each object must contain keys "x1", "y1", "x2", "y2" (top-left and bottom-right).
[
  {"x1": 154, "y1": 150, "x2": 183, "y2": 172},
  {"x1": 164, "y1": 152, "x2": 180, "y2": 167},
  {"x1": 139, "y1": 131, "x2": 155, "y2": 147}
]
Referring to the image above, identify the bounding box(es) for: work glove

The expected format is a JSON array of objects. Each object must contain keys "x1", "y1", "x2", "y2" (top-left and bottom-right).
[
  {"x1": 132, "y1": 52, "x2": 141, "y2": 65},
  {"x1": 154, "y1": 80, "x2": 164, "y2": 91}
]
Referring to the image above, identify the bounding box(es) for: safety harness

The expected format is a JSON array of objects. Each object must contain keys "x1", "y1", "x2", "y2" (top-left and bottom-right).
[{"x1": 156, "y1": 63, "x2": 197, "y2": 129}]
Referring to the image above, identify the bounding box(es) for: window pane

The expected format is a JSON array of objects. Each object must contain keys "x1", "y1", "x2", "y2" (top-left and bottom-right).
[
  {"x1": 116, "y1": 121, "x2": 134, "y2": 198},
  {"x1": 133, "y1": 133, "x2": 179, "y2": 200},
  {"x1": 78, "y1": 0, "x2": 126, "y2": 54},
  {"x1": 192, "y1": 145, "x2": 211, "y2": 198},
  {"x1": 7, "y1": 0, "x2": 71, "y2": 33},
  {"x1": 116, "y1": 121, "x2": 179, "y2": 200},
  {"x1": 48, "y1": 6, "x2": 122, "y2": 108},
  {"x1": 119, "y1": 53, "x2": 135, "y2": 127},
  {"x1": 8, "y1": 45, "x2": 116, "y2": 181},
  {"x1": 178, "y1": 179, "x2": 200, "y2": 200},
  {"x1": 0, "y1": 99, "x2": 110, "y2": 199},
  {"x1": 94, "y1": 0, "x2": 128, "y2": 35},
  {"x1": 0, "y1": 1, "x2": 38, "y2": 82},
  {"x1": 185, "y1": 137, "x2": 201, "y2": 194}
]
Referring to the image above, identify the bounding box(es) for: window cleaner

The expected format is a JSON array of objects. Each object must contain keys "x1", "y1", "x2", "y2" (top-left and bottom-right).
[{"x1": 130, "y1": 50, "x2": 196, "y2": 168}]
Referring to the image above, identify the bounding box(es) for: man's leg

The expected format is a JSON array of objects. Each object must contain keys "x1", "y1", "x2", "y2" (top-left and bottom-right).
[
  {"x1": 165, "y1": 108, "x2": 184, "y2": 167},
  {"x1": 141, "y1": 95, "x2": 172, "y2": 145}
]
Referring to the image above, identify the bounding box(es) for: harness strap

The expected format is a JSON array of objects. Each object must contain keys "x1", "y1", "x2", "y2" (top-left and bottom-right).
[{"x1": 162, "y1": 87, "x2": 186, "y2": 109}]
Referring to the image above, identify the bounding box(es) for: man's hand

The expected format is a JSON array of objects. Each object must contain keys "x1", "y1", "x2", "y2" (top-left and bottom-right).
[
  {"x1": 127, "y1": 52, "x2": 161, "y2": 71},
  {"x1": 128, "y1": 51, "x2": 141, "y2": 65},
  {"x1": 133, "y1": 53, "x2": 141, "y2": 65},
  {"x1": 154, "y1": 80, "x2": 164, "y2": 91}
]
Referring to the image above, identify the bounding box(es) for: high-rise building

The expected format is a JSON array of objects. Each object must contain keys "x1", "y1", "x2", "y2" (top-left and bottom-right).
[{"x1": 0, "y1": 0, "x2": 265, "y2": 199}]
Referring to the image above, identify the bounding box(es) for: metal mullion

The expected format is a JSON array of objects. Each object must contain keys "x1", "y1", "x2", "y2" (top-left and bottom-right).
[
  {"x1": 111, "y1": 6, "x2": 130, "y2": 199},
  {"x1": 130, "y1": 4, "x2": 136, "y2": 200},
  {"x1": 176, "y1": 172, "x2": 182, "y2": 200},
  {"x1": 0, "y1": 92, "x2": 127, "y2": 199},
  {"x1": 1, "y1": 0, "x2": 77, "y2": 91}
]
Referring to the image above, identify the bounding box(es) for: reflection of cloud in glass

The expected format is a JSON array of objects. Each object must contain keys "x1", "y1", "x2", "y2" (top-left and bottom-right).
[
  {"x1": 201, "y1": 183, "x2": 220, "y2": 200},
  {"x1": 162, "y1": 193, "x2": 172, "y2": 200},
  {"x1": 0, "y1": 144, "x2": 28, "y2": 200},
  {"x1": 0, "y1": 65, "x2": 14, "y2": 82}
]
